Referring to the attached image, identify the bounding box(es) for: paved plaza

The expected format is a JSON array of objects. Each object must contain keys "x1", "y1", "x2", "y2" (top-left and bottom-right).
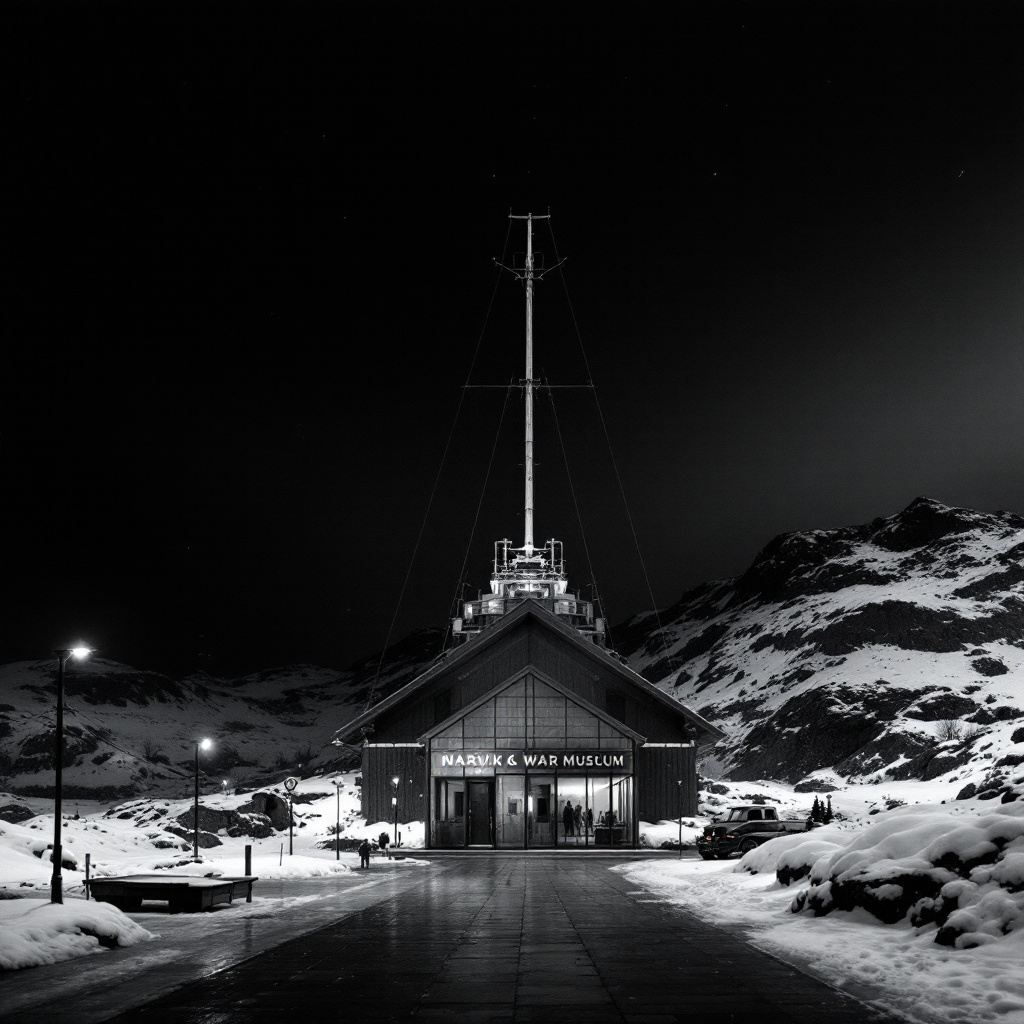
[{"x1": 3, "y1": 855, "x2": 904, "y2": 1024}]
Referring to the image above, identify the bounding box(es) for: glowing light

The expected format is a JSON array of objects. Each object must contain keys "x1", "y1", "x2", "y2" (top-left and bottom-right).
[
  {"x1": 199, "y1": 738, "x2": 212, "y2": 751},
  {"x1": 71, "y1": 647, "x2": 91, "y2": 660}
]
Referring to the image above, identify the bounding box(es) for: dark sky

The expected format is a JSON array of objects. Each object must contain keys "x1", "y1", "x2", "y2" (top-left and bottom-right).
[{"x1": 4, "y1": 1, "x2": 1023, "y2": 678}]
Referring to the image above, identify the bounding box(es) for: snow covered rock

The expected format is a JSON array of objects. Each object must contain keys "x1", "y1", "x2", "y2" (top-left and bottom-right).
[
  {"x1": 0, "y1": 800, "x2": 35, "y2": 825},
  {"x1": 0, "y1": 898, "x2": 153, "y2": 970},
  {"x1": 787, "y1": 787, "x2": 1024, "y2": 944},
  {"x1": 620, "y1": 497, "x2": 1024, "y2": 784}
]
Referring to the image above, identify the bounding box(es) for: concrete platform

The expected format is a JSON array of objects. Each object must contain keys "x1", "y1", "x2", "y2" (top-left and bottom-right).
[{"x1": 91, "y1": 855, "x2": 903, "y2": 1023}]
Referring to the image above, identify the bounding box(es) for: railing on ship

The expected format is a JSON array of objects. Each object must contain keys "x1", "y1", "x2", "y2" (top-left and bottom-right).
[{"x1": 464, "y1": 596, "x2": 593, "y2": 621}]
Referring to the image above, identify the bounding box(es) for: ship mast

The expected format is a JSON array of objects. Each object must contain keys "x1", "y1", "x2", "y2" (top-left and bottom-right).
[
  {"x1": 452, "y1": 213, "x2": 605, "y2": 647},
  {"x1": 515, "y1": 212, "x2": 540, "y2": 554}
]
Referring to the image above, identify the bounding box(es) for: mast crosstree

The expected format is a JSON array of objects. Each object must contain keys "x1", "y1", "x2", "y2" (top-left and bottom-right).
[{"x1": 452, "y1": 213, "x2": 605, "y2": 646}]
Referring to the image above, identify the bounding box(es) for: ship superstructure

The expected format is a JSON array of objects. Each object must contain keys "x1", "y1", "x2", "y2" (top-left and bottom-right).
[{"x1": 452, "y1": 213, "x2": 606, "y2": 646}]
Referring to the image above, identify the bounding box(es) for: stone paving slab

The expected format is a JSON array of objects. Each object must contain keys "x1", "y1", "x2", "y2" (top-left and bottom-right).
[{"x1": 7, "y1": 856, "x2": 909, "y2": 1023}]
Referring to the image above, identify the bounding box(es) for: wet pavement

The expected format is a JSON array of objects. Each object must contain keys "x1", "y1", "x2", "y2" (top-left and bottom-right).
[{"x1": 2, "y1": 855, "x2": 905, "y2": 1024}]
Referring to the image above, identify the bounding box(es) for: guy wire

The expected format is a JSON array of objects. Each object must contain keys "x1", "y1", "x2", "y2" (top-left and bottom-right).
[
  {"x1": 442, "y1": 380, "x2": 515, "y2": 655},
  {"x1": 364, "y1": 219, "x2": 514, "y2": 711},
  {"x1": 544, "y1": 377, "x2": 613, "y2": 648},
  {"x1": 546, "y1": 219, "x2": 679, "y2": 681}
]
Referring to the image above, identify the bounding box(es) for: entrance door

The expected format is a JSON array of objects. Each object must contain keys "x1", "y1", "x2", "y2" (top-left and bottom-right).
[
  {"x1": 467, "y1": 781, "x2": 492, "y2": 845},
  {"x1": 527, "y1": 776, "x2": 555, "y2": 847}
]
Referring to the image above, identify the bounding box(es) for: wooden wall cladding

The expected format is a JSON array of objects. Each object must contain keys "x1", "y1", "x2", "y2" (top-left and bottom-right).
[
  {"x1": 637, "y1": 745, "x2": 697, "y2": 821},
  {"x1": 360, "y1": 746, "x2": 426, "y2": 823}
]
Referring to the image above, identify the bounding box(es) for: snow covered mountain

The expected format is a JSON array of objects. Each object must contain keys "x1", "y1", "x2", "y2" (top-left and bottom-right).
[
  {"x1": 3, "y1": 497, "x2": 1022, "y2": 799},
  {"x1": 0, "y1": 627, "x2": 443, "y2": 799},
  {"x1": 618, "y1": 497, "x2": 1024, "y2": 789}
]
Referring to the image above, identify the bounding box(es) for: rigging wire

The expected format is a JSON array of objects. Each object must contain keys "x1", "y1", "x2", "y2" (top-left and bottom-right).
[
  {"x1": 62, "y1": 702, "x2": 194, "y2": 781},
  {"x1": 441, "y1": 381, "x2": 515, "y2": 654},
  {"x1": 546, "y1": 219, "x2": 679, "y2": 679},
  {"x1": 363, "y1": 219, "x2": 514, "y2": 711},
  {"x1": 544, "y1": 379, "x2": 612, "y2": 645}
]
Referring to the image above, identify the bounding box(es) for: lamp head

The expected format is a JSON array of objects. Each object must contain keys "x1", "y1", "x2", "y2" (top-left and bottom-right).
[
  {"x1": 199, "y1": 738, "x2": 212, "y2": 751},
  {"x1": 391, "y1": 776, "x2": 400, "y2": 787},
  {"x1": 54, "y1": 646, "x2": 93, "y2": 661}
]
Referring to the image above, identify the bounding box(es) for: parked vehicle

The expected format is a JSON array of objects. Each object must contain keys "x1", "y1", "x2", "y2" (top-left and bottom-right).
[
  {"x1": 698, "y1": 807, "x2": 815, "y2": 860},
  {"x1": 713, "y1": 804, "x2": 780, "y2": 823}
]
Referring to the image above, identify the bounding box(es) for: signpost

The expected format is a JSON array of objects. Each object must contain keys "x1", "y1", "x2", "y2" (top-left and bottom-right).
[
  {"x1": 284, "y1": 777, "x2": 298, "y2": 856},
  {"x1": 333, "y1": 780, "x2": 342, "y2": 860},
  {"x1": 677, "y1": 780, "x2": 683, "y2": 859}
]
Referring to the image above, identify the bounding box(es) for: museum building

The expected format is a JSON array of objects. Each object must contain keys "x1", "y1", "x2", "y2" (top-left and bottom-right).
[
  {"x1": 334, "y1": 213, "x2": 724, "y2": 849},
  {"x1": 335, "y1": 597, "x2": 724, "y2": 849}
]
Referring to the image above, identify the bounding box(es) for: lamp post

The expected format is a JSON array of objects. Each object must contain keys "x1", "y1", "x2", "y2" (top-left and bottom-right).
[
  {"x1": 677, "y1": 779, "x2": 683, "y2": 860},
  {"x1": 51, "y1": 646, "x2": 91, "y2": 904},
  {"x1": 333, "y1": 780, "x2": 342, "y2": 860},
  {"x1": 391, "y1": 776, "x2": 400, "y2": 847},
  {"x1": 192, "y1": 738, "x2": 212, "y2": 861}
]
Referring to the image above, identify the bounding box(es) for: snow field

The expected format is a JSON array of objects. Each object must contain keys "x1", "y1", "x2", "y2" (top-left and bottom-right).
[{"x1": 617, "y1": 785, "x2": 1024, "y2": 1024}]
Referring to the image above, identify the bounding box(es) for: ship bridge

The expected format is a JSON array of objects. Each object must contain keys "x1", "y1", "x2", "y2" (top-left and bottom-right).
[{"x1": 455, "y1": 538, "x2": 605, "y2": 644}]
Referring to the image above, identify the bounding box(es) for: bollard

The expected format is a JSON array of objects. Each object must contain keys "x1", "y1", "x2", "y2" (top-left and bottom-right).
[
  {"x1": 279, "y1": 843, "x2": 283, "y2": 866},
  {"x1": 85, "y1": 853, "x2": 91, "y2": 900},
  {"x1": 244, "y1": 845, "x2": 252, "y2": 901}
]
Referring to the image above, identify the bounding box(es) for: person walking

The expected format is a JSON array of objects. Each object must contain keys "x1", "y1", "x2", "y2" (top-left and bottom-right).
[
  {"x1": 562, "y1": 798, "x2": 575, "y2": 839},
  {"x1": 358, "y1": 838, "x2": 371, "y2": 869},
  {"x1": 573, "y1": 802, "x2": 583, "y2": 840}
]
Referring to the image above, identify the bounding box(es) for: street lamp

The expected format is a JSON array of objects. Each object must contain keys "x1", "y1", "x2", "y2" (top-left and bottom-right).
[
  {"x1": 333, "y1": 780, "x2": 343, "y2": 860},
  {"x1": 51, "y1": 646, "x2": 91, "y2": 904},
  {"x1": 192, "y1": 738, "x2": 212, "y2": 861},
  {"x1": 391, "y1": 776, "x2": 400, "y2": 847}
]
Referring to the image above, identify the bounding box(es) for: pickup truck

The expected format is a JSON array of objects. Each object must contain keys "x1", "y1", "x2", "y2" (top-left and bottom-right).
[{"x1": 697, "y1": 805, "x2": 815, "y2": 860}]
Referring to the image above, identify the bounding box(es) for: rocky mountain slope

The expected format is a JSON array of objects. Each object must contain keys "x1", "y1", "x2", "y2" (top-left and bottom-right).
[
  {"x1": 3, "y1": 497, "x2": 1022, "y2": 799},
  {"x1": 0, "y1": 627, "x2": 443, "y2": 799},
  {"x1": 619, "y1": 497, "x2": 1024, "y2": 789}
]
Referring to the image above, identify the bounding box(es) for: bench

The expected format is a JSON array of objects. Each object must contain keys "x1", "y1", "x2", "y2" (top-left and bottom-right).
[{"x1": 85, "y1": 874, "x2": 258, "y2": 913}]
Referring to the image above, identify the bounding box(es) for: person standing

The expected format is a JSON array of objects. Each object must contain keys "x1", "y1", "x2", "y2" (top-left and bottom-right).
[
  {"x1": 562, "y1": 798, "x2": 574, "y2": 839},
  {"x1": 573, "y1": 801, "x2": 583, "y2": 838},
  {"x1": 358, "y1": 838, "x2": 371, "y2": 869}
]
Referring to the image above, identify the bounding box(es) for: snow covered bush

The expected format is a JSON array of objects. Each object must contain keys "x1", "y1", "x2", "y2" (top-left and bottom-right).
[
  {"x1": 733, "y1": 827, "x2": 843, "y2": 881},
  {"x1": 774, "y1": 838, "x2": 845, "y2": 886},
  {"x1": 789, "y1": 793, "x2": 1024, "y2": 944}
]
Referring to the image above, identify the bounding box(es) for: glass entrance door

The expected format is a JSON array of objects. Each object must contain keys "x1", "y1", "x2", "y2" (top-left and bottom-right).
[
  {"x1": 467, "y1": 780, "x2": 493, "y2": 846},
  {"x1": 589, "y1": 775, "x2": 633, "y2": 846},
  {"x1": 557, "y1": 777, "x2": 588, "y2": 845},
  {"x1": 527, "y1": 776, "x2": 555, "y2": 847},
  {"x1": 496, "y1": 776, "x2": 525, "y2": 848}
]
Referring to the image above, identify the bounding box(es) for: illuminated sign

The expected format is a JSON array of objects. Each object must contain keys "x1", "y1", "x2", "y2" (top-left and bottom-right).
[{"x1": 430, "y1": 749, "x2": 632, "y2": 773}]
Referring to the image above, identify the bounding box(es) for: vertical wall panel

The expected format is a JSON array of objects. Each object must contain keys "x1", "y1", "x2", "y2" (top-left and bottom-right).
[
  {"x1": 637, "y1": 746, "x2": 697, "y2": 821},
  {"x1": 360, "y1": 746, "x2": 426, "y2": 823}
]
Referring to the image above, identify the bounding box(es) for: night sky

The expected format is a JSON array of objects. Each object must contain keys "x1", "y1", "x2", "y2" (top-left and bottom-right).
[{"x1": 4, "y1": 1, "x2": 1023, "y2": 678}]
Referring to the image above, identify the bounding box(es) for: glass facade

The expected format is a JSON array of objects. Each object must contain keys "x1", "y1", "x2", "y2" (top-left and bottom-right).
[{"x1": 428, "y1": 676, "x2": 635, "y2": 849}]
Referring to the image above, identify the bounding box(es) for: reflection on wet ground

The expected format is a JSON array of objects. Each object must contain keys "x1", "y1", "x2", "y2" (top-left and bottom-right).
[
  {"x1": 4, "y1": 855, "x2": 904, "y2": 1024},
  {"x1": 0, "y1": 865, "x2": 425, "y2": 1023}
]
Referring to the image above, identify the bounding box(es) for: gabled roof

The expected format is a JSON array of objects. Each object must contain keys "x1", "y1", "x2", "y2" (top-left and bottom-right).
[
  {"x1": 418, "y1": 664, "x2": 648, "y2": 745},
  {"x1": 334, "y1": 600, "x2": 725, "y2": 744}
]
